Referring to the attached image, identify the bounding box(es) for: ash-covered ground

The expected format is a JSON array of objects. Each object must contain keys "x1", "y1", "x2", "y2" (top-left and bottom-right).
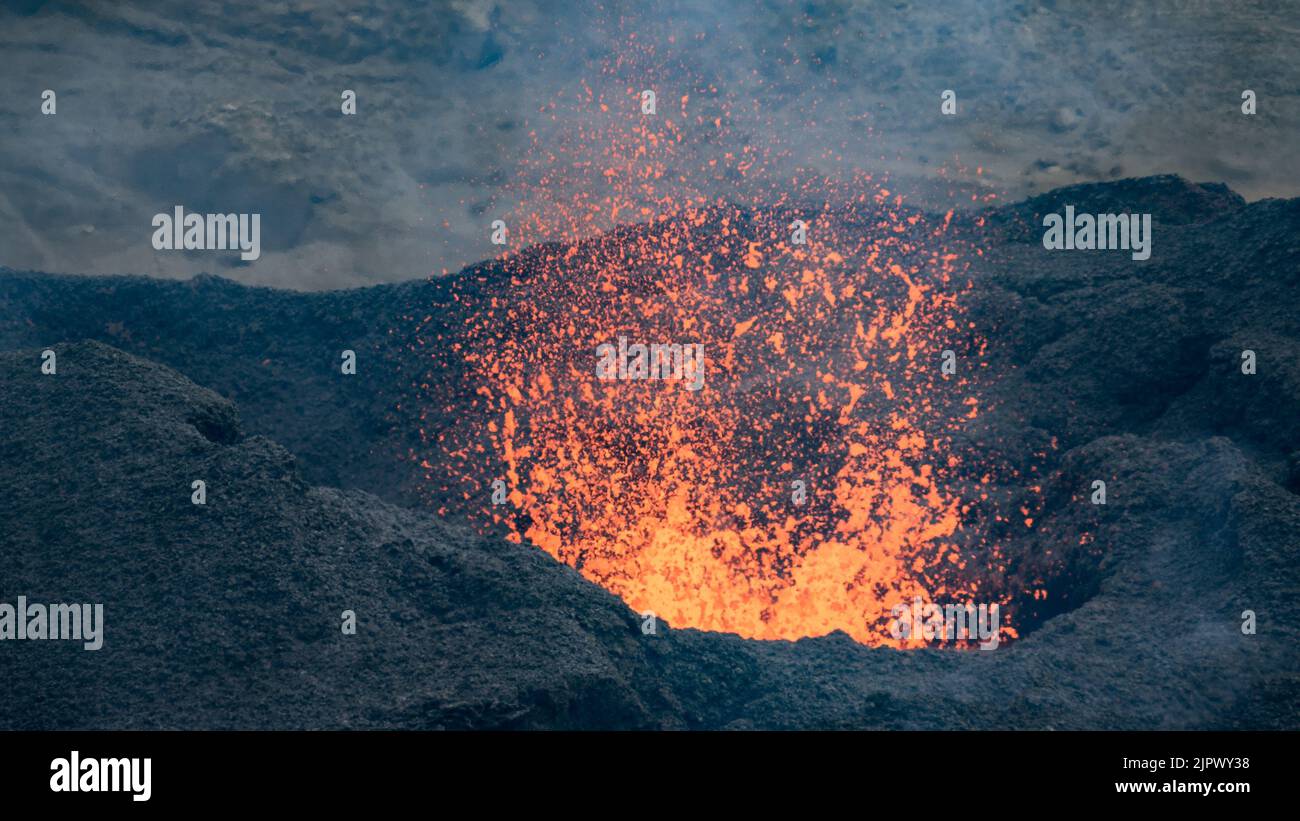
[{"x1": 1, "y1": 176, "x2": 1298, "y2": 729}]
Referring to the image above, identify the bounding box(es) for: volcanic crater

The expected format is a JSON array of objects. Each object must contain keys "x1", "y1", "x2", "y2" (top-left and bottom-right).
[{"x1": 2, "y1": 175, "x2": 1297, "y2": 729}]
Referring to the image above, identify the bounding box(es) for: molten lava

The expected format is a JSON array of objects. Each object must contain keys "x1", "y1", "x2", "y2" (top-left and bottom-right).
[{"x1": 409, "y1": 36, "x2": 1020, "y2": 647}]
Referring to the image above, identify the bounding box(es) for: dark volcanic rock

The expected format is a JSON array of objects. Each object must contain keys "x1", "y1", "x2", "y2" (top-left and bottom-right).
[
  {"x1": 0, "y1": 342, "x2": 675, "y2": 728},
  {"x1": 2, "y1": 341, "x2": 1294, "y2": 729},
  {"x1": 2, "y1": 176, "x2": 1299, "y2": 729}
]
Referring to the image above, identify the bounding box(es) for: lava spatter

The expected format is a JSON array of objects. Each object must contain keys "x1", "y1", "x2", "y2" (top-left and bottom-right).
[{"x1": 407, "y1": 33, "x2": 1018, "y2": 647}]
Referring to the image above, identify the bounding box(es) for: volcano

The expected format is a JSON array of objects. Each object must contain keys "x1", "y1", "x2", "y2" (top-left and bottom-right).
[{"x1": 1, "y1": 176, "x2": 1298, "y2": 729}]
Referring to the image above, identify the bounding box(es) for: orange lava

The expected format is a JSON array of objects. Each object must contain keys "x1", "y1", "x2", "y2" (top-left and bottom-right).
[{"x1": 413, "y1": 34, "x2": 1014, "y2": 647}]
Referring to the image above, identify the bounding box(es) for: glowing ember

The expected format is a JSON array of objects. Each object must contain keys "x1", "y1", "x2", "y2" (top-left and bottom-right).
[{"x1": 408, "y1": 34, "x2": 1020, "y2": 647}]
